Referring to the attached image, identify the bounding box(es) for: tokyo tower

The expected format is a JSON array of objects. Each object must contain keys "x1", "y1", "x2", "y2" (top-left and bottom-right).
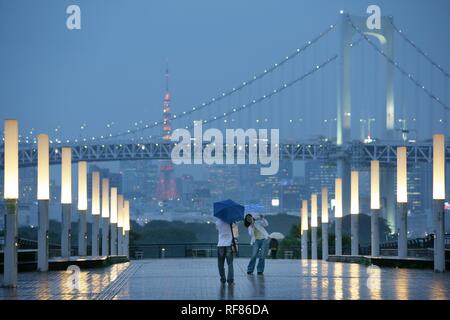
[{"x1": 156, "y1": 64, "x2": 177, "y2": 201}]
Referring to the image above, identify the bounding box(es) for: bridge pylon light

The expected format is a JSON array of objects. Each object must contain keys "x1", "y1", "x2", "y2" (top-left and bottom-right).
[
  {"x1": 370, "y1": 161, "x2": 381, "y2": 256},
  {"x1": 37, "y1": 134, "x2": 50, "y2": 271},
  {"x1": 77, "y1": 161, "x2": 88, "y2": 256},
  {"x1": 3, "y1": 119, "x2": 19, "y2": 287},
  {"x1": 432, "y1": 134, "x2": 446, "y2": 272},
  {"x1": 61, "y1": 147, "x2": 72, "y2": 259},
  {"x1": 321, "y1": 187, "x2": 329, "y2": 260},
  {"x1": 350, "y1": 171, "x2": 359, "y2": 256},
  {"x1": 396, "y1": 147, "x2": 408, "y2": 258}
]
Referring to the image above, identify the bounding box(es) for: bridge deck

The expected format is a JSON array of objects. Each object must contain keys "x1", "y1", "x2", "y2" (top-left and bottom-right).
[{"x1": 1, "y1": 258, "x2": 450, "y2": 300}]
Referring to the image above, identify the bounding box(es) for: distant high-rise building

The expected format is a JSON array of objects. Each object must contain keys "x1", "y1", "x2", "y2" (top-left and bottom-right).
[
  {"x1": 121, "y1": 160, "x2": 158, "y2": 202},
  {"x1": 305, "y1": 161, "x2": 336, "y2": 197}
]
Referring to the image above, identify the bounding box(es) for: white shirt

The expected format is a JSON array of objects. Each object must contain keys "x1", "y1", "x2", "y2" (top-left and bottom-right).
[
  {"x1": 215, "y1": 219, "x2": 239, "y2": 247},
  {"x1": 248, "y1": 217, "x2": 269, "y2": 245}
]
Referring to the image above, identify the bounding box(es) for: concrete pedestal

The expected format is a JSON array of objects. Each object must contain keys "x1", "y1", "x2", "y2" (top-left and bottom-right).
[
  {"x1": 61, "y1": 204, "x2": 71, "y2": 258},
  {"x1": 371, "y1": 209, "x2": 380, "y2": 256},
  {"x1": 78, "y1": 210, "x2": 87, "y2": 256},
  {"x1": 335, "y1": 217, "x2": 342, "y2": 255},
  {"x1": 124, "y1": 231, "x2": 129, "y2": 258},
  {"x1": 301, "y1": 232, "x2": 308, "y2": 260},
  {"x1": 311, "y1": 227, "x2": 317, "y2": 260},
  {"x1": 351, "y1": 214, "x2": 359, "y2": 256},
  {"x1": 102, "y1": 217, "x2": 109, "y2": 256},
  {"x1": 433, "y1": 199, "x2": 445, "y2": 272},
  {"x1": 397, "y1": 203, "x2": 408, "y2": 258},
  {"x1": 110, "y1": 223, "x2": 118, "y2": 256},
  {"x1": 118, "y1": 227, "x2": 124, "y2": 256},
  {"x1": 4, "y1": 200, "x2": 18, "y2": 287},
  {"x1": 38, "y1": 200, "x2": 49, "y2": 272},
  {"x1": 91, "y1": 215, "x2": 100, "y2": 257},
  {"x1": 322, "y1": 223, "x2": 328, "y2": 260}
]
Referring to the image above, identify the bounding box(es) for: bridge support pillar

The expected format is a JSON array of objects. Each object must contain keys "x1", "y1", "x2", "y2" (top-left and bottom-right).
[
  {"x1": 38, "y1": 200, "x2": 49, "y2": 272},
  {"x1": 78, "y1": 210, "x2": 87, "y2": 256},
  {"x1": 351, "y1": 214, "x2": 359, "y2": 256},
  {"x1": 322, "y1": 223, "x2": 328, "y2": 260},
  {"x1": 335, "y1": 217, "x2": 342, "y2": 255},
  {"x1": 61, "y1": 203, "x2": 71, "y2": 258},
  {"x1": 91, "y1": 215, "x2": 100, "y2": 256},
  {"x1": 110, "y1": 223, "x2": 118, "y2": 256},
  {"x1": 371, "y1": 209, "x2": 380, "y2": 256},
  {"x1": 433, "y1": 199, "x2": 445, "y2": 272},
  {"x1": 301, "y1": 231, "x2": 308, "y2": 260},
  {"x1": 397, "y1": 203, "x2": 408, "y2": 258},
  {"x1": 102, "y1": 217, "x2": 110, "y2": 256},
  {"x1": 311, "y1": 227, "x2": 317, "y2": 260},
  {"x1": 4, "y1": 200, "x2": 18, "y2": 287}
]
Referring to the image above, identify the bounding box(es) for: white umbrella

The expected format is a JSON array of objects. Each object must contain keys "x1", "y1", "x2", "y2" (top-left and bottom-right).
[{"x1": 269, "y1": 232, "x2": 285, "y2": 240}]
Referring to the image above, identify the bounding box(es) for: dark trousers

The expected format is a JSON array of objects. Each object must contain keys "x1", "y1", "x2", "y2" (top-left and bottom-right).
[{"x1": 218, "y1": 246, "x2": 234, "y2": 284}]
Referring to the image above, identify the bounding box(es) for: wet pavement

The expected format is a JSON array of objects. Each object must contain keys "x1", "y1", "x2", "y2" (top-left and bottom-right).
[{"x1": 1, "y1": 259, "x2": 449, "y2": 300}]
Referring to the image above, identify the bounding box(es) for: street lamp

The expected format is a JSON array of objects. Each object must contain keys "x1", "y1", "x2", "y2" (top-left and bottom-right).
[
  {"x1": 334, "y1": 178, "x2": 343, "y2": 255},
  {"x1": 61, "y1": 147, "x2": 72, "y2": 258},
  {"x1": 91, "y1": 172, "x2": 100, "y2": 257},
  {"x1": 311, "y1": 194, "x2": 318, "y2": 260},
  {"x1": 433, "y1": 134, "x2": 446, "y2": 272},
  {"x1": 110, "y1": 187, "x2": 118, "y2": 255},
  {"x1": 321, "y1": 187, "x2": 329, "y2": 260},
  {"x1": 3, "y1": 119, "x2": 19, "y2": 287},
  {"x1": 77, "y1": 161, "x2": 88, "y2": 256},
  {"x1": 371, "y1": 160, "x2": 381, "y2": 256},
  {"x1": 350, "y1": 171, "x2": 359, "y2": 256},
  {"x1": 301, "y1": 200, "x2": 309, "y2": 260},
  {"x1": 397, "y1": 147, "x2": 408, "y2": 258},
  {"x1": 37, "y1": 134, "x2": 50, "y2": 271},
  {"x1": 101, "y1": 178, "x2": 110, "y2": 256}
]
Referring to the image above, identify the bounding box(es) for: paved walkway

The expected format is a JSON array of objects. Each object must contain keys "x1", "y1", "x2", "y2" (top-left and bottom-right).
[{"x1": 1, "y1": 259, "x2": 450, "y2": 300}]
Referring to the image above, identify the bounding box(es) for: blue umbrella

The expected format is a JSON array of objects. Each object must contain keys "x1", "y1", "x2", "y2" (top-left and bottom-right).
[{"x1": 213, "y1": 199, "x2": 245, "y2": 224}]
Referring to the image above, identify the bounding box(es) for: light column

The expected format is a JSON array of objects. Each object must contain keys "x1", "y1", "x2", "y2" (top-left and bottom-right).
[
  {"x1": 61, "y1": 147, "x2": 72, "y2": 258},
  {"x1": 321, "y1": 187, "x2": 329, "y2": 260},
  {"x1": 3, "y1": 119, "x2": 19, "y2": 287},
  {"x1": 117, "y1": 194, "x2": 124, "y2": 256},
  {"x1": 124, "y1": 200, "x2": 130, "y2": 258},
  {"x1": 101, "y1": 178, "x2": 110, "y2": 256},
  {"x1": 335, "y1": 178, "x2": 343, "y2": 255},
  {"x1": 350, "y1": 171, "x2": 359, "y2": 256},
  {"x1": 110, "y1": 187, "x2": 118, "y2": 255},
  {"x1": 397, "y1": 147, "x2": 408, "y2": 258},
  {"x1": 301, "y1": 200, "x2": 309, "y2": 260},
  {"x1": 37, "y1": 134, "x2": 50, "y2": 271},
  {"x1": 433, "y1": 134, "x2": 446, "y2": 272},
  {"x1": 311, "y1": 194, "x2": 318, "y2": 260},
  {"x1": 77, "y1": 161, "x2": 88, "y2": 256},
  {"x1": 91, "y1": 172, "x2": 101, "y2": 257},
  {"x1": 371, "y1": 160, "x2": 381, "y2": 256}
]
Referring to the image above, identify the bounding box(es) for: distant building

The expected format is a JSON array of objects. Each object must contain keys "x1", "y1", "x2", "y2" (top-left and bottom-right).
[{"x1": 120, "y1": 160, "x2": 158, "y2": 202}]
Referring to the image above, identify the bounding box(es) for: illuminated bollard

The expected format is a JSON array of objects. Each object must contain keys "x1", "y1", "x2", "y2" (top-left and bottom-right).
[
  {"x1": 110, "y1": 187, "x2": 118, "y2": 256},
  {"x1": 311, "y1": 194, "x2": 318, "y2": 260},
  {"x1": 37, "y1": 134, "x2": 50, "y2": 271},
  {"x1": 3, "y1": 119, "x2": 19, "y2": 287},
  {"x1": 335, "y1": 178, "x2": 343, "y2": 255},
  {"x1": 350, "y1": 171, "x2": 359, "y2": 256},
  {"x1": 124, "y1": 200, "x2": 130, "y2": 258},
  {"x1": 397, "y1": 147, "x2": 408, "y2": 258},
  {"x1": 117, "y1": 194, "x2": 124, "y2": 256},
  {"x1": 101, "y1": 178, "x2": 110, "y2": 256},
  {"x1": 61, "y1": 147, "x2": 72, "y2": 259},
  {"x1": 371, "y1": 161, "x2": 381, "y2": 256},
  {"x1": 321, "y1": 187, "x2": 329, "y2": 260},
  {"x1": 433, "y1": 134, "x2": 446, "y2": 272},
  {"x1": 91, "y1": 172, "x2": 101, "y2": 257},
  {"x1": 77, "y1": 161, "x2": 88, "y2": 256},
  {"x1": 301, "y1": 200, "x2": 309, "y2": 260}
]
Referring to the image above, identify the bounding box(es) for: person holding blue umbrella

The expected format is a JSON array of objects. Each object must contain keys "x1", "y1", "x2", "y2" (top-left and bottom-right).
[{"x1": 214, "y1": 200, "x2": 244, "y2": 285}]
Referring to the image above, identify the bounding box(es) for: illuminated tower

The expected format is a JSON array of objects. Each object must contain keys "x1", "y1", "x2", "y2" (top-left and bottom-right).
[{"x1": 156, "y1": 64, "x2": 177, "y2": 201}]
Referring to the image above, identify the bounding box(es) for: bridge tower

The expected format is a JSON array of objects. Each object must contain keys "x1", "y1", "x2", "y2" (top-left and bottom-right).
[
  {"x1": 337, "y1": 13, "x2": 396, "y2": 231},
  {"x1": 156, "y1": 64, "x2": 177, "y2": 202}
]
